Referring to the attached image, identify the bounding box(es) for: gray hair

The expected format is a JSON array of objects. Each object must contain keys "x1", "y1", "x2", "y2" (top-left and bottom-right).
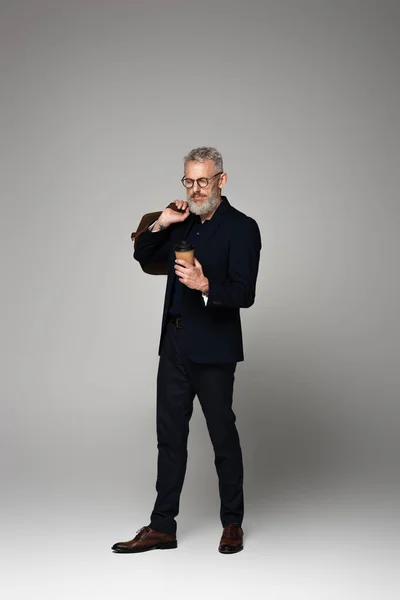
[{"x1": 184, "y1": 147, "x2": 223, "y2": 173}]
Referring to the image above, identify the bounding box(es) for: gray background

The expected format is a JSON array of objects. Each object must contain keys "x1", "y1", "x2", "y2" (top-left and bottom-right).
[{"x1": 1, "y1": 0, "x2": 399, "y2": 598}]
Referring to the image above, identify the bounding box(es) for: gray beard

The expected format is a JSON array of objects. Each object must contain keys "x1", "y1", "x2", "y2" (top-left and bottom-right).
[{"x1": 187, "y1": 190, "x2": 219, "y2": 216}]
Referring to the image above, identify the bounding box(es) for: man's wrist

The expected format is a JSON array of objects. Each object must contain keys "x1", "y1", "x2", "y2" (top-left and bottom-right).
[
  {"x1": 200, "y1": 277, "x2": 209, "y2": 295},
  {"x1": 152, "y1": 219, "x2": 169, "y2": 232}
]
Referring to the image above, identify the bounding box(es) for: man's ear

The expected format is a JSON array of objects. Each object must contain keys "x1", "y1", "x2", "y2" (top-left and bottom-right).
[{"x1": 219, "y1": 172, "x2": 227, "y2": 189}]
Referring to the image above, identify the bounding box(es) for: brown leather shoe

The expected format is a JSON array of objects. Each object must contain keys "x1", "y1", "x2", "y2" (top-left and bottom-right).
[
  {"x1": 218, "y1": 523, "x2": 243, "y2": 554},
  {"x1": 111, "y1": 525, "x2": 177, "y2": 553}
]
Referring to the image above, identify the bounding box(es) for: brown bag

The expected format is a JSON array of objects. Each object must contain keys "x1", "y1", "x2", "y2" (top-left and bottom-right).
[{"x1": 130, "y1": 202, "x2": 185, "y2": 275}]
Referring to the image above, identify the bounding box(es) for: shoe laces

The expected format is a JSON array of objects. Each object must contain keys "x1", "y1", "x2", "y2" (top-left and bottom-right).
[
  {"x1": 134, "y1": 525, "x2": 150, "y2": 539},
  {"x1": 223, "y1": 524, "x2": 240, "y2": 539}
]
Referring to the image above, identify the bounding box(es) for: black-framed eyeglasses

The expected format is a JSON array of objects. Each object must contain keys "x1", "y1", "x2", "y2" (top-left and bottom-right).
[{"x1": 181, "y1": 172, "x2": 223, "y2": 189}]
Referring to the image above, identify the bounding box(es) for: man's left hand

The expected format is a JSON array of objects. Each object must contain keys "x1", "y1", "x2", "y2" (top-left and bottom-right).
[{"x1": 174, "y1": 258, "x2": 209, "y2": 294}]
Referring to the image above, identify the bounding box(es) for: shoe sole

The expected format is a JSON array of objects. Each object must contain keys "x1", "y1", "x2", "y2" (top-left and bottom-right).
[
  {"x1": 218, "y1": 545, "x2": 243, "y2": 554},
  {"x1": 112, "y1": 541, "x2": 178, "y2": 553}
]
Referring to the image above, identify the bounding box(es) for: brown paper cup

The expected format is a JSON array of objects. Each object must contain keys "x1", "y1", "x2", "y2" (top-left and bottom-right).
[{"x1": 175, "y1": 249, "x2": 195, "y2": 265}]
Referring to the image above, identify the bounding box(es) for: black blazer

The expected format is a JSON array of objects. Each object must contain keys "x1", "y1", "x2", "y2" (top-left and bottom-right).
[{"x1": 133, "y1": 196, "x2": 262, "y2": 363}]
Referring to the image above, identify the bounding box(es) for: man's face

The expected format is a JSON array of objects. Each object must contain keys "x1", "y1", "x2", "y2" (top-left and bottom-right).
[{"x1": 184, "y1": 160, "x2": 222, "y2": 216}]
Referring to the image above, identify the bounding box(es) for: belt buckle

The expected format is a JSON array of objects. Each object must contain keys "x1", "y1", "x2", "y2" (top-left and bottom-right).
[{"x1": 176, "y1": 317, "x2": 182, "y2": 329}]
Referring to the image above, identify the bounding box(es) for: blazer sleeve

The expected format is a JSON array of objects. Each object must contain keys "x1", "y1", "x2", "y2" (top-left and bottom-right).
[
  {"x1": 206, "y1": 217, "x2": 262, "y2": 309},
  {"x1": 133, "y1": 226, "x2": 173, "y2": 270}
]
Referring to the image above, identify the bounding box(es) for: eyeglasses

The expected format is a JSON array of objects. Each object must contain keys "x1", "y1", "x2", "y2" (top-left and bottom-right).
[{"x1": 181, "y1": 172, "x2": 223, "y2": 189}]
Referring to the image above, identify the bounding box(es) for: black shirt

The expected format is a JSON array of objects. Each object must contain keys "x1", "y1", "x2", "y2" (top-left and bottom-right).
[{"x1": 168, "y1": 214, "x2": 212, "y2": 317}]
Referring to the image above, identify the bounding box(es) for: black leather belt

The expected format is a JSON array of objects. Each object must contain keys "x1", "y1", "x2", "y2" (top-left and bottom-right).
[{"x1": 168, "y1": 316, "x2": 183, "y2": 328}]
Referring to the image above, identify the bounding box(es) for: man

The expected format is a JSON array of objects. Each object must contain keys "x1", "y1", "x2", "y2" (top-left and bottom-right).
[{"x1": 112, "y1": 147, "x2": 261, "y2": 554}]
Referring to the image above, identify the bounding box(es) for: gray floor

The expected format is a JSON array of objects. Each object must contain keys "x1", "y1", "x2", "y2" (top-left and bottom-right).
[{"x1": 3, "y1": 482, "x2": 398, "y2": 600}]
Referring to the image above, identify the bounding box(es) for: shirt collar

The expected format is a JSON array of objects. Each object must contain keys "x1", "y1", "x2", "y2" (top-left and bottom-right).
[{"x1": 193, "y1": 196, "x2": 225, "y2": 224}]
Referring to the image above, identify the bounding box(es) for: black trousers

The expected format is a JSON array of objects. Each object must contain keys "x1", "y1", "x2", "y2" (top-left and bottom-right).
[{"x1": 149, "y1": 320, "x2": 244, "y2": 535}]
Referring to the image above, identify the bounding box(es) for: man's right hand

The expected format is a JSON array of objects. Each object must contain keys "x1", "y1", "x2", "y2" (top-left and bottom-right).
[{"x1": 152, "y1": 200, "x2": 190, "y2": 231}]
